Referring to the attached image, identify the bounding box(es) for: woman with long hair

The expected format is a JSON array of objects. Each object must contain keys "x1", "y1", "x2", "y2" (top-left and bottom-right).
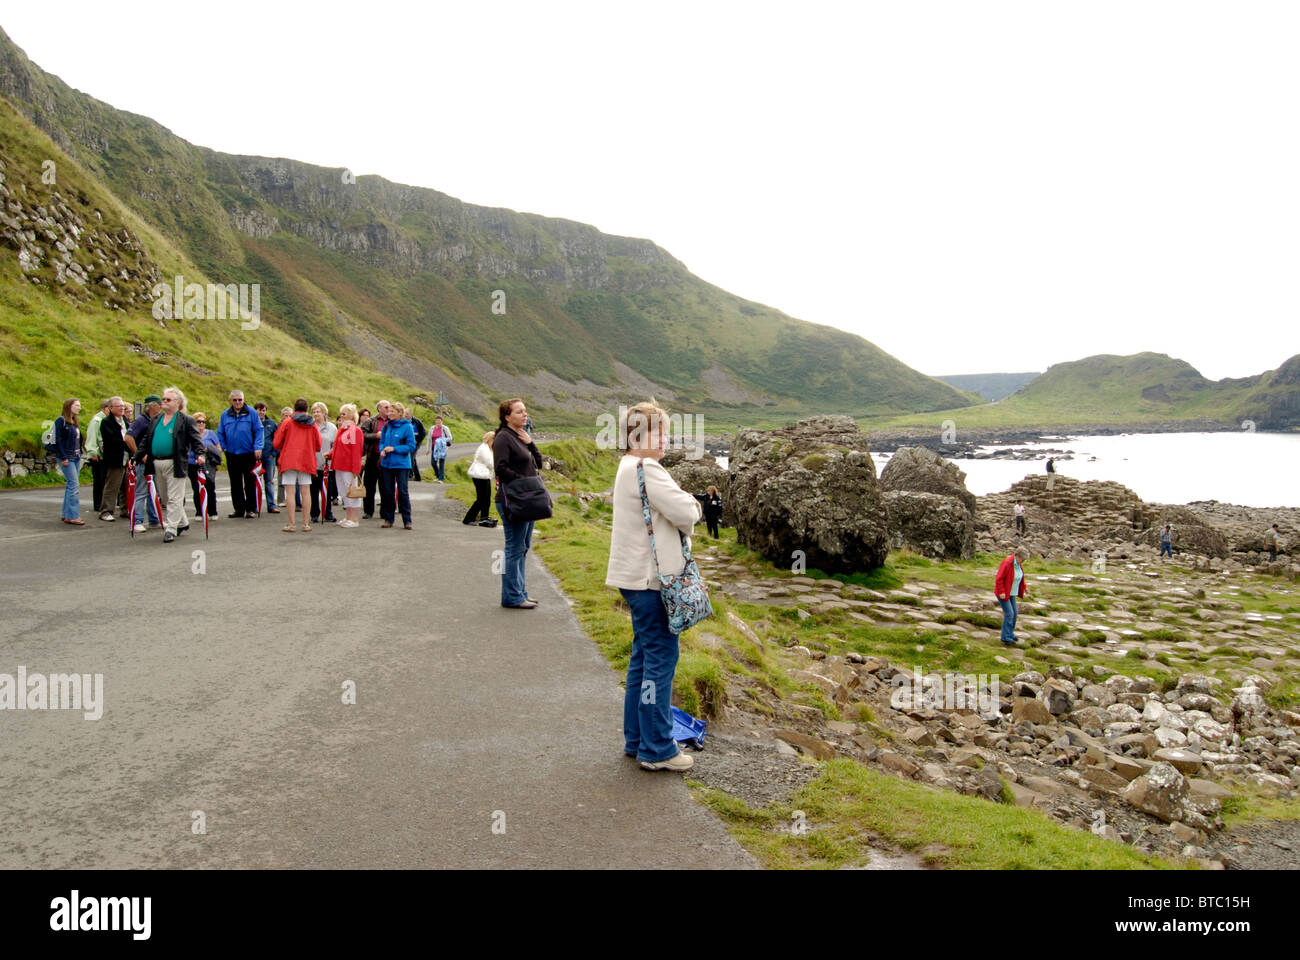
[
  {"x1": 493, "y1": 399, "x2": 542, "y2": 608},
  {"x1": 55, "y1": 397, "x2": 85, "y2": 525}
]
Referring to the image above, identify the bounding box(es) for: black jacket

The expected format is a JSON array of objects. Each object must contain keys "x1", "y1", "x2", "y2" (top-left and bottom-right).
[
  {"x1": 139, "y1": 412, "x2": 204, "y2": 479},
  {"x1": 493, "y1": 428, "x2": 541, "y2": 485}
]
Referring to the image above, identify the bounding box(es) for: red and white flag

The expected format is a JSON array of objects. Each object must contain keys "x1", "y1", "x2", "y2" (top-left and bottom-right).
[
  {"x1": 196, "y1": 470, "x2": 210, "y2": 538},
  {"x1": 126, "y1": 467, "x2": 137, "y2": 537},
  {"x1": 251, "y1": 460, "x2": 265, "y2": 514},
  {"x1": 146, "y1": 473, "x2": 162, "y2": 526}
]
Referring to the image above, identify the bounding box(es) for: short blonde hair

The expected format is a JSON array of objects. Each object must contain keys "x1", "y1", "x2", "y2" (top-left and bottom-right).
[
  {"x1": 482, "y1": 430, "x2": 496, "y2": 444},
  {"x1": 339, "y1": 403, "x2": 358, "y2": 422},
  {"x1": 621, "y1": 400, "x2": 667, "y2": 451},
  {"x1": 310, "y1": 401, "x2": 328, "y2": 417},
  {"x1": 390, "y1": 401, "x2": 406, "y2": 417}
]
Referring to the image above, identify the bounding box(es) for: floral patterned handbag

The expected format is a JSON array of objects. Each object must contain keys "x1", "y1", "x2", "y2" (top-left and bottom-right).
[{"x1": 637, "y1": 460, "x2": 713, "y2": 633}]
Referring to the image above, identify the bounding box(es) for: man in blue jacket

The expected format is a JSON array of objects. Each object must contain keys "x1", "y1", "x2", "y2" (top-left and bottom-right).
[
  {"x1": 216, "y1": 389, "x2": 264, "y2": 518},
  {"x1": 378, "y1": 405, "x2": 416, "y2": 529}
]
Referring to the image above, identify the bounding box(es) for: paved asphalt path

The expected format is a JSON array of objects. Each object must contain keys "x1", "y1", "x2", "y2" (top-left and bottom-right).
[{"x1": 0, "y1": 455, "x2": 754, "y2": 869}]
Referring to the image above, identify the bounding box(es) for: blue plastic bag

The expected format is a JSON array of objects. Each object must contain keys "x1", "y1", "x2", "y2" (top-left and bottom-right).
[{"x1": 672, "y1": 706, "x2": 707, "y2": 751}]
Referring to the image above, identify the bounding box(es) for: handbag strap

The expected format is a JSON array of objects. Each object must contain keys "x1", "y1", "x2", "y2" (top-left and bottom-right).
[{"x1": 636, "y1": 460, "x2": 692, "y2": 579}]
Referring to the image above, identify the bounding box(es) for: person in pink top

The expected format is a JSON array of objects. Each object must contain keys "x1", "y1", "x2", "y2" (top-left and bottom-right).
[{"x1": 332, "y1": 404, "x2": 364, "y2": 527}]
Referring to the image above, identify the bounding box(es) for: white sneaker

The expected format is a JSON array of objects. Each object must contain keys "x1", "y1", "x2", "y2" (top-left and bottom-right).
[
  {"x1": 132, "y1": 523, "x2": 146, "y2": 533},
  {"x1": 339, "y1": 520, "x2": 358, "y2": 528},
  {"x1": 640, "y1": 750, "x2": 694, "y2": 772}
]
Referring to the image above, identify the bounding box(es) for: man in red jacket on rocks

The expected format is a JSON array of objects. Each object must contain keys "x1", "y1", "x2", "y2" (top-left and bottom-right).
[{"x1": 994, "y1": 547, "x2": 1030, "y2": 646}]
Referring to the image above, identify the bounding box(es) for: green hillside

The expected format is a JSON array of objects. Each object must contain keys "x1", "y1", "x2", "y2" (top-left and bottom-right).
[
  {"x1": 0, "y1": 98, "x2": 479, "y2": 453},
  {"x1": 0, "y1": 25, "x2": 972, "y2": 424},
  {"x1": 868, "y1": 352, "x2": 1300, "y2": 431}
]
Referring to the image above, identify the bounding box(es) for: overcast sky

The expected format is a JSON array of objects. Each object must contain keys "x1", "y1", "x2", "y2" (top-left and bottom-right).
[{"x1": 5, "y1": 1, "x2": 1296, "y2": 379}]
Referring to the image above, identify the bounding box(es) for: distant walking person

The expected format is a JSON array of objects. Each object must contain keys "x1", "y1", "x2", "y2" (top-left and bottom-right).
[
  {"x1": 605, "y1": 400, "x2": 704, "y2": 771},
  {"x1": 332, "y1": 404, "x2": 364, "y2": 527},
  {"x1": 430, "y1": 416, "x2": 452, "y2": 482},
  {"x1": 1266, "y1": 523, "x2": 1281, "y2": 562},
  {"x1": 1159, "y1": 524, "x2": 1174, "y2": 559},
  {"x1": 97, "y1": 397, "x2": 130, "y2": 522},
  {"x1": 994, "y1": 547, "x2": 1030, "y2": 646},
  {"x1": 273, "y1": 399, "x2": 321, "y2": 532},
  {"x1": 53, "y1": 398, "x2": 85, "y2": 525},
  {"x1": 137, "y1": 387, "x2": 205, "y2": 543},
  {"x1": 216, "y1": 390, "x2": 263, "y2": 518},
  {"x1": 494, "y1": 398, "x2": 543, "y2": 607},
  {"x1": 125, "y1": 394, "x2": 162, "y2": 532},
  {"x1": 463, "y1": 431, "x2": 495, "y2": 525},
  {"x1": 695, "y1": 484, "x2": 723, "y2": 538},
  {"x1": 1014, "y1": 500, "x2": 1026, "y2": 536},
  {"x1": 378, "y1": 401, "x2": 416, "y2": 529}
]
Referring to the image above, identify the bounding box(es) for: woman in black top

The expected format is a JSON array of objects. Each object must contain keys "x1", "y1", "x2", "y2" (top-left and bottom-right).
[
  {"x1": 493, "y1": 398, "x2": 543, "y2": 609},
  {"x1": 695, "y1": 484, "x2": 724, "y2": 538}
]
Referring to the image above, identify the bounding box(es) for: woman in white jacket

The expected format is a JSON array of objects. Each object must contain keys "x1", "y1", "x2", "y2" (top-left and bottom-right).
[
  {"x1": 462, "y1": 431, "x2": 496, "y2": 526},
  {"x1": 605, "y1": 401, "x2": 703, "y2": 772}
]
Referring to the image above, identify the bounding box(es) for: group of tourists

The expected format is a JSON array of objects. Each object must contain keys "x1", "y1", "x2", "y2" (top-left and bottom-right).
[{"x1": 48, "y1": 389, "x2": 458, "y2": 538}]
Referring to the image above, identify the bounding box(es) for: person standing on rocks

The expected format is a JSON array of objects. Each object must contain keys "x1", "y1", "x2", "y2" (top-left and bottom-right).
[
  {"x1": 1014, "y1": 499, "x2": 1026, "y2": 536},
  {"x1": 462, "y1": 430, "x2": 496, "y2": 525},
  {"x1": 493, "y1": 398, "x2": 543, "y2": 607},
  {"x1": 694, "y1": 484, "x2": 723, "y2": 538},
  {"x1": 1266, "y1": 523, "x2": 1282, "y2": 562},
  {"x1": 1160, "y1": 524, "x2": 1174, "y2": 560},
  {"x1": 994, "y1": 546, "x2": 1030, "y2": 646},
  {"x1": 605, "y1": 400, "x2": 703, "y2": 772}
]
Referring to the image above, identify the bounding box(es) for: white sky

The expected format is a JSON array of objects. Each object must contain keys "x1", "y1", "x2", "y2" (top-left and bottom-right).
[{"x1": 5, "y1": 1, "x2": 1297, "y2": 380}]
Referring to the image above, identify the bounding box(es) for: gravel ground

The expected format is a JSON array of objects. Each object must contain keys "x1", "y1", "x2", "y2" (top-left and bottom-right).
[{"x1": 1209, "y1": 819, "x2": 1300, "y2": 870}]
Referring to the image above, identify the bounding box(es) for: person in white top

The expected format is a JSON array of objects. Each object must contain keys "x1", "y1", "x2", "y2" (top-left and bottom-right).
[
  {"x1": 310, "y1": 401, "x2": 339, "y2": 523},
  {"x1": 1014, "y1": 500, "x2": 1026, "y2": 536},
  {"x1": 605, "y1": 401, "x2": 703, "y2": 773},
  {"x1": 463, "y1": 431, "x2": 496, "y2": 526}
]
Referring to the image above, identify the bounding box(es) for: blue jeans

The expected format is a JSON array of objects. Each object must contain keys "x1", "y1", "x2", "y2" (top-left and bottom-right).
[
  {"x1": 133, "y1": 462, "x2": 160, "y2": 525},
  {"x1": 263, "y1": 453, "x2": 277, "y2": 505},
  {"x1": 999, "y1": 597, "x2": 1018, "y2": 645},
  {"x1": 620, "y1": 588, "x2": 681, "y2": 763},
  {"x1": 1160, "y1": 542, "x2": 1172, "y2": 558},
  {"x1": 498, "y1": 503, "x2": 534, "y2": 606},
  {"x1": 60, "y1": 458, "x2": 81, "y2": 519},
  {"x1": 379, "y1": 466, "x2": 410, "y2": 524},
  {"x1": 434, "y1": 457, "x2": 446, "y2": 482}
]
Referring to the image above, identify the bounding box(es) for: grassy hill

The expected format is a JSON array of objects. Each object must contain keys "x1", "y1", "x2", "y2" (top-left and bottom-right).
[
  {"x1": 0, "y1": 98, "x2": 480, "y2": 454},
  {"x1": 936, "y1": 371, "x2": 1041, "y2": 403},
  {"x1": 867, "y1": 352, "x2": 1300, "y2": 432},
  {"x1": 0, "y1": 25, "x2": 972, "y2": 425}
]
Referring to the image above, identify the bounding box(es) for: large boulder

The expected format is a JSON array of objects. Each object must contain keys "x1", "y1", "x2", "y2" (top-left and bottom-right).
[
  {"x1": 729, "y1": 416, "x2": 890, "y2": 574},
  {"x1": 1122, "y1": 761, "x2": 1190, "y2": 823},
  {"x1": 882, "y1": 490, "x2": 975, "y2": 560},
  {"x1": 879, "y1": 446, "x2": 977, "y2": 514},
  {"x1": 1138, "y1": 506, "x2": 1229, "y2": 558},
  {"x1": 667, "y1": 459, "x2": 733, "y2": 527}
]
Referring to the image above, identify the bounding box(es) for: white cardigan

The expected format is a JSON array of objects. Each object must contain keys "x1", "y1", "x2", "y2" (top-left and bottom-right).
[
  {"x1": 605, "y1": 455, "x2": 703, "y2": 591},
  {"x1": 467, "y1": 442, "x2": 494, "y2": 479}
]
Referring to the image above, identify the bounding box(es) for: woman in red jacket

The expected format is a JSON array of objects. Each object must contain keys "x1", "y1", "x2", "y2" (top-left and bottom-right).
[
  {"x1": 994, "y1": 547, "x2": 1030, "y2": 646},
  {"x1": 273, "y1": 398, "x2": 321, "y2": 532},
  {"x1": 332, "y1": 403, "x2": 364, "y2": 527}
]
